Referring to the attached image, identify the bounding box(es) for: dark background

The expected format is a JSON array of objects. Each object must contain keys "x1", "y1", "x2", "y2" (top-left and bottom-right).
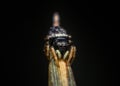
[{"x1": 4, "y1": 0, "x2": 116, "y2": 86}]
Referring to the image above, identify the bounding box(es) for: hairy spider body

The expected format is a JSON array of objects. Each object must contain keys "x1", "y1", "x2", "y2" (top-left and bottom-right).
[{"x1": 44, "y1": 13, "x2": 76, "y2": 86}]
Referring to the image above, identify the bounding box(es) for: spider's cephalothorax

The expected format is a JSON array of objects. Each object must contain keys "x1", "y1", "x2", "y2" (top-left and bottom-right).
[{"x1": 49, "y1": 26, "x2": 72, "y2": 55}]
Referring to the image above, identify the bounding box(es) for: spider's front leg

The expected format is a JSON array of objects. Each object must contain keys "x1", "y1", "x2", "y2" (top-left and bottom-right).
[
  {"x1": 44, "y1": 41, "x2": 50, "y2": 60},
  {"x1": 70, "y1": 46, "x2": 76, "y2": 64},
  {"x1": 50, "y1": 46, "x2": 59, "y2": 67},
  {"x1": 66, "y1": 46, "x2": 76, "y2": 66}
]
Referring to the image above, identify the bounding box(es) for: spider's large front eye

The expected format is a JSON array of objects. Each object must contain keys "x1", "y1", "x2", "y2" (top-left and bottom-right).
[
  {"x1": 56, "y1": 42, "x2": 61, "y2": 46},
  {"x1": 57, "y1": 42, "x2": 66, "y2": 46}
]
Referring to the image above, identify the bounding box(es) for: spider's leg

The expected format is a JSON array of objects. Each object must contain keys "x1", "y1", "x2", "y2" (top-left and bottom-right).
[
  {"x1": 63, "y1": 50, "x2": 69, "y2": 60},
  {"x1": 44, "y1": 41, "x2": 50, "y2": 60},
  {"x1": 50, "y1": 47, "x2": 59, "y2": 67},
  {"x1": 67, "y1": 46, "x2": 74, "y2": 65},
  {"x1": 56, "y1": 50, "x2": 62, "y2": 59},
  {"x1": 70, "y1": 46, "x2": 76, "y2": 64}
]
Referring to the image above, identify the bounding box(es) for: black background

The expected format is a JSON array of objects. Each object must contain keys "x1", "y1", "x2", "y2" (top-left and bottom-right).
[{"x1": 4, "y1": 0, "x2": 116, "y2": 86}]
